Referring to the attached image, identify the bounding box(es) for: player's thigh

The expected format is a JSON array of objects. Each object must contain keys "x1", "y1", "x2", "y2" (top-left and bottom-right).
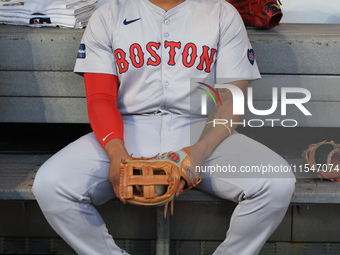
[
  {"x1": 196, "y1": 132, "x2": 296, "y2": 202},
  {"x1": 33, "y1": 132, "x2": 114, "y2": 207}
]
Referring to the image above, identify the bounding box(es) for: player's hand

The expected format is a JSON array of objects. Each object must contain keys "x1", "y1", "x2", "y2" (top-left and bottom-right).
[
  {"x1": 175, "y1": 179, "x2": 187, "y2": 197},
  {"x1": 175, "y1": 144, "x2": 205, "y2": 197},
  {"x1": 105, "y1": 138, "x2": 129, "y2": 201}
]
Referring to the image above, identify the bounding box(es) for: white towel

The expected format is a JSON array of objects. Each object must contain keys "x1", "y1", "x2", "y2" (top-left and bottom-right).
[{"x1": 0, "y1": 0, "x2": 97, "y2": 28}]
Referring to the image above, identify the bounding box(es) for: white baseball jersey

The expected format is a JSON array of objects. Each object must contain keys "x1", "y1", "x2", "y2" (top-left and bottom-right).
[{"x1": 74, "y1": 0, "x2": 261, "y2": 115}]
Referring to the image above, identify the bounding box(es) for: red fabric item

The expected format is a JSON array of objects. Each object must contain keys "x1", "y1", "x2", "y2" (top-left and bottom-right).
[
  {"x1": 226, "y1": 0, "x2": 283, "y2": 29},
  {"x1": 84, "y1": 73, "x2": 124, "y2": 148}
]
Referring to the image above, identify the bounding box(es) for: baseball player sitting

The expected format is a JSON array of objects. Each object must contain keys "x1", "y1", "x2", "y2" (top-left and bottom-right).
[{"x1": 32, "y1": 0, "x2": 296, "y2": 254}]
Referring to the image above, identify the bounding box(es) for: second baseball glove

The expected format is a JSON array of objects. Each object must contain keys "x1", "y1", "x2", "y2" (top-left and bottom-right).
[
  {"x1": 302, "y1": 140, "x2": 340, "y2": 182},
  {"x1": 227, "y1": 0, "x2": 283, "y2": 29},
  {"x1": 119, "y1": 147, "x2": 201, "y2": 217}
]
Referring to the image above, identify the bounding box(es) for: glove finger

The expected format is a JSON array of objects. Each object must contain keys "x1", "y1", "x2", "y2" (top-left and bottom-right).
[{"x1": 176, "y1": 178, "x2": 186, "y2": 197}]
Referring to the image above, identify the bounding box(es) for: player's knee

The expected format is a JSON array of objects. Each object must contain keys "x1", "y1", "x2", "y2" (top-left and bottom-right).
[
  {"x1": 265, "y1": 177, "x2": 296, "y2": 208},
  {"x1": 32, "y1": 163, "x2": 67, "y2": 211},
  {"x1": 32, "y1": 165, "x2": 54, "y2": 200},
  {"x1": 263, "y1": 157, "x2": 296, "y2": 205}
]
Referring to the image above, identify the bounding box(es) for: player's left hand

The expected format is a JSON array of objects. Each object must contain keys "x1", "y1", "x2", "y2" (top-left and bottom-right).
[
  {"x1": 175, "y1": 145, "x2": 205, "y2": 197},
  {"x1": 175, "y1": 179, "x2": 187, "y2": 197}
]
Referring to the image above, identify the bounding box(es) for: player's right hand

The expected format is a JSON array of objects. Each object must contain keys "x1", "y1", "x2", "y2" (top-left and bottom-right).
[{"x1": 104, "y1": 138, "x2": 129, "y2": 201}]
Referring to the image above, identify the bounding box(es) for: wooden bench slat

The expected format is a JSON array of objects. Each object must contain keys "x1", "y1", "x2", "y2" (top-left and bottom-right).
[
  {"x1": 0, "y1": 71, "x2": 84, "y2": 97},
  {"x1": 0, "y1": 97, "x2": 88, "y2": 123},
  {"x1": 248, "y1": 24, "x2": 340, "y2": 75},
  {"x1": 0, "y1": 154, "x2": 51, "y2": 200},
  {"x1": 0, "y1": 25, "x2": 82, "y2": 71}
]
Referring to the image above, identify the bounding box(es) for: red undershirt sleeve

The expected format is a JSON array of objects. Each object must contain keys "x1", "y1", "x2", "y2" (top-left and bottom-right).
[{"x1": 84, "y1": 73, "x2": 124, "y2": 148}]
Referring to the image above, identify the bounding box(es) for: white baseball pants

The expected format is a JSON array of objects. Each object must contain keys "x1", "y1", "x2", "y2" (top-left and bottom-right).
[{"x1": 32, "y1": 114, "x2": 296, "y2": 255}]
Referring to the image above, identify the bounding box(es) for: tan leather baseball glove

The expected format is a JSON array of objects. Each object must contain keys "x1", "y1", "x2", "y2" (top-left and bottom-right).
[{"x1": 119, "y1": 147, "x2": 201, "y2": 217}]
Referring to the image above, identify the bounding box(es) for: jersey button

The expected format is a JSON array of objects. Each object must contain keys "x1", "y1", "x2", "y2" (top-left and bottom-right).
[
  {"x1": 164, "y1": 32, "x2": 170, "y2": 37},
  {"x1": 164, "y1": 81, "x2": 170, "y2": 86},
  {"x1": 164, "y1": 19, "x2": 170, "y2": 25}
]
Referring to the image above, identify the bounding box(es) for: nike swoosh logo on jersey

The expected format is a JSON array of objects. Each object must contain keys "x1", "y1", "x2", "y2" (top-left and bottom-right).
[
  {"x1": 102, "y1": 132, "x2": 114, "y2": 142},
  {"x1": 123, "y1": 18, "x2": 141, "y2": 25}
]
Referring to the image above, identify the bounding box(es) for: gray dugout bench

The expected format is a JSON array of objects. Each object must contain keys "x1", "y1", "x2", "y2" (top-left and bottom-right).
[{"x1": 1, "y1": 24, "x2": 340, "y2": 255}]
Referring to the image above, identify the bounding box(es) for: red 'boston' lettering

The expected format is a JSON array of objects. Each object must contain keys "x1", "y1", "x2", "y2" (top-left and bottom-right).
[
  {"x1": 114, "y1": 42, "x2": 217, "y2": 74},
  {"x1": 197, "y1": 46, "x2": 217, "y2": 73},
  {"x1": 182, "y1": 43, "x2": 197, "y2": 68},
  {"x1": 164, "y1": 41, "x2": 181, "y2": 66},
  {"x1": 146, "y1": 42, "x2": 161, "y2": 66},
  {"x1": 129, "y1": 43, "x2": 144, "y2": 68},
  {"x1": 114, "y1": 48, "x2": 129, "y2": 74}
]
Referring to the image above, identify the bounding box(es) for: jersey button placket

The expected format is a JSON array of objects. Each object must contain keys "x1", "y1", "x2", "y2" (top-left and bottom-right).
[
  {"x1": 163, "y1": 18, "x2": 170, "y2": 37},
  {"x1": 160, "y1": 16, "x2": 172, "y2": 113},
  {"x1": 160, "y1": 16, "x2": 173, "y2": 145}
]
